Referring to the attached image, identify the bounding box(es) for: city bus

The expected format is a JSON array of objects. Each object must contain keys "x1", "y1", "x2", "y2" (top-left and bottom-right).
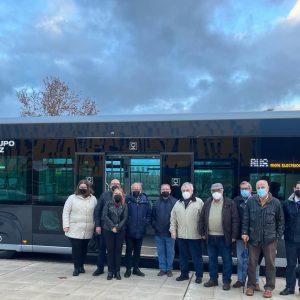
[{"x1": 0, "y1": 111, "x2": 299, "y2": 266}]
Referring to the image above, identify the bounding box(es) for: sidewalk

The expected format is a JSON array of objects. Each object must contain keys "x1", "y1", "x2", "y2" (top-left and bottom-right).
[{"x1": 0, "y1": 259, "x2": 295, "y2": 299}]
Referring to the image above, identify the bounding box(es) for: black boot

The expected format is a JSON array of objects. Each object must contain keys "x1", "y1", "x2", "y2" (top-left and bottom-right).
[
  {"x1": 73, "y1": 268, "x2": 80, "y2": 276},
  {"x1": 132, "y1": 268, "x2": 145, "y2": 277},
  {"x1": 115, "y1": 272, "x2": 121, "y2": 280},
  {"x1": 124, "y1": 269, "x2": 131, "y2": 278},
  {"x1": 107, "y1": 272, "x2": 113, "y2": 280},
  {"x1": 79, "y1": 266, "x2": 85, "y2": 273}
]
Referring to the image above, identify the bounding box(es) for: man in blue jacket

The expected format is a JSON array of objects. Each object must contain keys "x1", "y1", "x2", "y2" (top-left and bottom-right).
[
  {"x1": 124, "y1": 182, "x2": 151, "y2": 278},
  {"x1": 152, "y1": 184, "x2": 177, "y2": 277},
  {"x1": 280, "y1": 181, "x2": 300, "y2": 296}
]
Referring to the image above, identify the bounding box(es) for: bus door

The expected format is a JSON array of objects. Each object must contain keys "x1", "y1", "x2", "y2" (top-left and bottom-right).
[{"x1": 161, "y1": 153, "x2": 194, "y2": 199}]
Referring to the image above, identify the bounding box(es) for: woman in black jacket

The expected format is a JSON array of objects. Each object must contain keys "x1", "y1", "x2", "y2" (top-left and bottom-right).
[{"x1": 102, "y1": 187, "x2": 128, "y2": 280}]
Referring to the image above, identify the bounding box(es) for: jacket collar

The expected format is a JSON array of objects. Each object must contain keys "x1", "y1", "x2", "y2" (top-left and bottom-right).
[{"x1": 179, "y1": 194, "x2": 196, "y2": 202}]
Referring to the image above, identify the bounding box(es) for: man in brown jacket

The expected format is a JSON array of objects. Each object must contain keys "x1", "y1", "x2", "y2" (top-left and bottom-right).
[{"x1": 199, "y1": 183, "x2": 239, "y2": 291}]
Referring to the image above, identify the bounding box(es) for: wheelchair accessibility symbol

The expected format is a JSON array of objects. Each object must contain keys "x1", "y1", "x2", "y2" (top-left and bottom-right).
[{"x1": 171, "y1": 178, "x2": 180, "y2": 186}]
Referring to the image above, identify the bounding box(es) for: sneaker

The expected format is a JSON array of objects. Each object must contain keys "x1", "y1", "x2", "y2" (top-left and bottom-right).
[
  {"x1": 157, "y1": 270, "x2": 166, "y2": 276},
  {"x1": 232, "y1": 281, "x2": 244, "y2": 288},
  {"x1": 204, "y1": 280, "x2": 218, "y2": 287},
  {"x1": 195, "y1": 277, "x2": 202, "y2": 284},
  {"x1": 132, "y1": 268, "x2": 145, "y2": 277},
  {"x1": 176, "y1": 274, "x2": 189, "y2": 281},
  {"x1": 124, "y1": 269, "x2": 131, "y2": 278},
  {"x1": 223, "y1": 283, "x2": 231, "y2": 290},
  {"x1": 92, "y1": 268, "x2": 104, "y2": 276},
  {"x1": 166, "y1": 270, "x2": 173, "y2": 277}
]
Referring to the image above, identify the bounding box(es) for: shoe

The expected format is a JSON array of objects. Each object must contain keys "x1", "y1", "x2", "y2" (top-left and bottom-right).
[
  {"x1": 115, "y1": 272, "x2": 121, "y2": 280},
  {"x1": 92, "y1": 268, "x2": 104, "y2": 276},
  {"x1": 204, "y1": 280, "x2": 218, "y2": 287},
  {"x1": 263, "y1": 290, "x2": 272, "y2": 298},
  {"x1": 157, "y1": 270, "x2": 166, "y2": 276},
  {"x1": 255, "y1": 283, "x2": 261, "y2": 291},
  {"x1": 107, "y1": 272, "x2": 113, "y2": 280},
  {"x1": 73, "y1": 268, "x2": 79, "y2": 276},
  {"x1": 246, "y1": 288, "x2": 254, "y2": 296},
  {"x1": 124, "y1": 269, "x2": 131, "y2": 278},
  {"x1": 195, "y1": 277, "x2": 202, "y2": 284},
  {"x1": 223, "y1": 283, "x2": 231, "y2": 290},
  {"x1": 176, "y1": 274, "x2": 189, "y2": 281},
  {"x1": 279, "y1": 288, "x2": 295, "y2": 295},
  {"x1": 79, "y1": 266, "x2": 85, "y2": 274},
  {"x1": 132, "y1": 268, "x2": 145, "y2": 277},
  {"x1": 166, "y1": 270, "x2": 173, "y2": 277},
  {"x1": 232, "y1": 281, "x2": 244, "y2": 288}
]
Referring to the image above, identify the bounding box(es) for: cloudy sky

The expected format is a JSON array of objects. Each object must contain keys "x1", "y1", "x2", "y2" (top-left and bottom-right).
[{"x1": 0, "y1": 0, "x2": 300, "y2": 117}]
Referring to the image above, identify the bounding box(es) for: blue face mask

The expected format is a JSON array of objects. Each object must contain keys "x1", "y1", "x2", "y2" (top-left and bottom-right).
[
  {"x1": 241, "y1": 189, "x2": 250, "y2": 198},
  {"x1": 257, "y1": 188, "x2": 267, "y2": 198}
]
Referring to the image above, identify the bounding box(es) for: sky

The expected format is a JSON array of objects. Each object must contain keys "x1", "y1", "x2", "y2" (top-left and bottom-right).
[{"x1": 0, "y1": 0, "x2": 300, "y2": 117}]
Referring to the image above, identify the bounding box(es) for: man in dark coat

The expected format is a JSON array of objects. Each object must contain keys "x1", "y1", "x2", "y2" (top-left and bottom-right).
[
  {"x1": 124, "y1": 182, "x2": 151, "y2": 278},
  {"x1": 280, "y1": 181, "x2": 300, "y2": 296},
  {"x1": 92, "y1": 178, "x2": 121, "y2": 276},
  {"x1": 152, "y1": 184, "x2": 177, "y2": 277},
  {"x1": 242, "y1": 180, "x2": 284, "y2": 298}
]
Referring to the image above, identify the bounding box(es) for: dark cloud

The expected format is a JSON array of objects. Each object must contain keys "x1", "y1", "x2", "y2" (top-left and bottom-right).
[{"x1": 0, "y1": 0, "x2": 298, "y2": 117}]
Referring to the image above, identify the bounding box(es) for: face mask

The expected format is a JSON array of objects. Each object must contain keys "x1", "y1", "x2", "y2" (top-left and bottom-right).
[
  {"x1": 114, "y1": 194, "x2": 122, "y2": 203},
  {"x1": 182, "y1": 191, "x2": 191, "y2": 200},
  {"x1": 79, "y1": 188, "x2": 87, "y2": 195},
  {"x1": 295, "y1": 190, "x2": 300, "y2": 198},
  {"x1": 212, "y1": 192, "x2": 222, "y2": 200},
  {"x1": 132, "y1": 191, "x2": 140, "y2": 198},
  {"x1": 241, "y1": 189, "x2": 250, "y2": 198},
  {"x1": 161, "y1": 191, "x2": 170, "y2": 198},
  {"x1": 111, "y1": 185, "x2": 119, "y2": 192},
  {"x1": 257, "y1": 188, "x2": 267, "y2": 198}
]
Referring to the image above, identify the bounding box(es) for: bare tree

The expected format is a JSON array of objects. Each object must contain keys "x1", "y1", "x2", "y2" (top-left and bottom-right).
[{"x1": 17, "y1": 77, "x2": 98, "y2": 116}]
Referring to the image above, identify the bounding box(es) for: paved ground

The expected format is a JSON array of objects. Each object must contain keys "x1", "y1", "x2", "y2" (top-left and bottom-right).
[{"x1": 0, "y1": 259, "x2": 296, "y2": 300}]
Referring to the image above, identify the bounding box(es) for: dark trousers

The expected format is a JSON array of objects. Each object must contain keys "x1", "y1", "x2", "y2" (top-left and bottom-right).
[
  {"x1": 96, "y1": 232, "x2": 107, "y2": 270},
  {"x1": 285, "y1": 240, "x2": 300, "y2": 289},
  {"x1": 177, "y1": 238, "x2": 203, "y2": 278},
  {"x1": 248, "y1": 240, "x2": 277, "y2": 291},
  {"x1": 125, "y1": 236, "x2": 143, "y2": 270},
  {"x1": 69, "y1": 238, "x2": 90, "y2": 269},
  {"x1": 207, "y1": 235, "x2": 232, "y2": 284},
  {"x1": 104, "y1": 230, "x2": 126, "y2": 273}
]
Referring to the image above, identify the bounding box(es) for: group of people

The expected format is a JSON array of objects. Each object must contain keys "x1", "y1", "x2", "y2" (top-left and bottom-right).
[{"x1": 62, "y1": 177, "x2": 300, "y2": 299}]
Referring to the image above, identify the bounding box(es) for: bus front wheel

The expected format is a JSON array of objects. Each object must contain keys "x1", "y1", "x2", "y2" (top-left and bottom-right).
[{"x1": 0, "y1": 250, "x2": 16, "y2": 259}]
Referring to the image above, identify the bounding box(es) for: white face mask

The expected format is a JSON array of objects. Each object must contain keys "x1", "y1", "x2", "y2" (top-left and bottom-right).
[
  {"x1": 182, "y1": 191, "x2": 191, "y2": 200},
  {"x1": 212, "y1": 192, "x2": 222, "y2": 200}
]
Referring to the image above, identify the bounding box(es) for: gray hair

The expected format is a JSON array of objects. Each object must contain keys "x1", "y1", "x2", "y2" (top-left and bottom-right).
[{"x1": 181, "y1": 182, "x2": 194, "y2": 191}]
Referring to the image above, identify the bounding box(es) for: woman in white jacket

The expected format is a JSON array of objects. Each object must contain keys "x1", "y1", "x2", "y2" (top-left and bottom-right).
[{"x1": 62, "y1": 179, "x2": 97, "y2": 276}]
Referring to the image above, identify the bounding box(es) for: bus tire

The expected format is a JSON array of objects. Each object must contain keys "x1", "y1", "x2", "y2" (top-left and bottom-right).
[{"x1": 0, "y1": 250, "x2": 16, "y2": 259}]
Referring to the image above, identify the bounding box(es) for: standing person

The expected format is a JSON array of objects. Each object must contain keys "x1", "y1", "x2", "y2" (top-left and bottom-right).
[
  {"x1": 102, "y1": 187, "x2": 128, "y2": 280},
  {"x1": 93, "y1": 179, "x2": 121, "y2": 276},
  {"x1": 280, "y1": 181, "x2": 300, "y2": 295},
  {"x1": 170, "y1": 182, "x2": 204, "y2": 283},
  {"x1": 199, "y1": 183, "x2": 239, "y2": 291},
  {"x1": 124, "y1": 182, "x2": 151, "y2": 278},
  {"x1": 233, "y1": 181, "x2": 260, "y2": 290},
  {"x1": 242, "y1": 180, "x2": 284, "y2": 298},
  {"x1": 152, "y1": 184, "x2": 177, "y2": 277},
  {"x1": 62, "y1": 179, "x2": 97, "y2": 276}
]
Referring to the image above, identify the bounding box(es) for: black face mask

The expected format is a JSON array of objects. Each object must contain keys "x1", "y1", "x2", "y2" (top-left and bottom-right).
[
  {"x1": 114, "y1": 194, "x2": 122, "y2": 203},
  {"x1": 132, "y1": 191, "x2": 140, "y2": 198},
  {"x1": 161, "y1": 191, "x2": 170, "y2": 198},
  {"x1": 111, "y1": 185, "x2": 119, "y2": 192},
  {"x1": 295, "y1": 190, "x2": 300, "y2": 197},
  {"x1": 79, "y1": 188, "x2": 87, "y2": 195}
]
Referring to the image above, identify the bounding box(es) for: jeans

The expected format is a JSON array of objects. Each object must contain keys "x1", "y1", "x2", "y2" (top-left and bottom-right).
[
  {"x1": 177, "y1": 238, "x2": 203, "y2": 278},
  {"x1": 96, "y1": 232, "x2": 107, "y2": 270},
  {"x1": 207, "y1": 235, "x2": 232, "y2": 284},
  {"x1": 155, "y1": 236, "x2": 175, "y2": 272},
  {"x1": 125, "y1": 236, "x2": 143, "y2": 270},
  {"x1": 236, "y1": 240, "x2": 260, "y2": 283},
  {"x1": 104, "y1": 230, "x2": 126, "y2": 273},
  {"x1": 285, "y1": 240, "x2": 300, "y2": 289},
  {"x1": 69, "y1": 238, "x2": 90, "y2": 269},
  {"x1": 248, "y1": 240, "x2": 277, "y2": 290}
]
